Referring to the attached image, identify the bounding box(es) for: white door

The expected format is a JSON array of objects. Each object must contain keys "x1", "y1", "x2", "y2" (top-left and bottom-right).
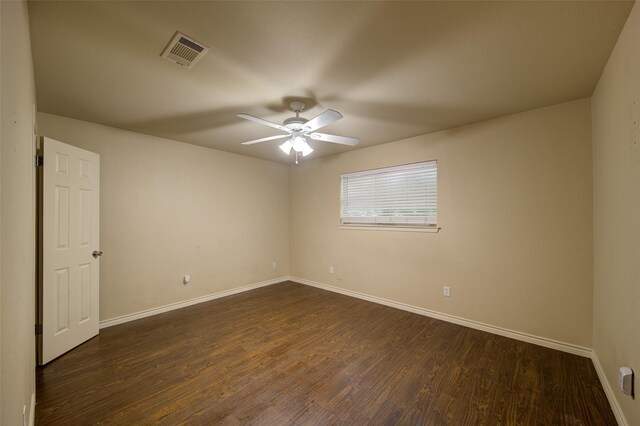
[{"x1": 41, "y1": 137, "x2": 100, "y2": 364}]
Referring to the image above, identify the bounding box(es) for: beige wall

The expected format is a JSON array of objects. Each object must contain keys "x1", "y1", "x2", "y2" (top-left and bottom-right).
[
  {"x1": 291, "y1": 99, "x2": 594, "y2": 348},
  {"x1": 592, "y1": 1, "x2": 640, "y2": 424},
  {"x1": 1, "y1": 0, "x2": 37, "y2": 423},
  {"x1": 37, "y1": 113, "x2": 290, "y2": 321},
  {"x1": 9, "y1": 4, "x2": 636, "y2": 421}
]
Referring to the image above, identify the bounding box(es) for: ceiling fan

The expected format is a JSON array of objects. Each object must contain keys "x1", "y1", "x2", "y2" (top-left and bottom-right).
[{"x1": 237, "y1": 101, "x2": 359, "y2": 163}]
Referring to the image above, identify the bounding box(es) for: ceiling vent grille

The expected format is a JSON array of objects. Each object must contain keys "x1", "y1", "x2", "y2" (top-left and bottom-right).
[{"x1": 161, "y1": 32, "x2": 209, "y2": 69}]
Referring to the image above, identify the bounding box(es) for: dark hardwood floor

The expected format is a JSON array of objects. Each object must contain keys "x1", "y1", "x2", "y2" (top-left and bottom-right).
[{"x1": 36, "y1": 281, "x2": 615, "y2": 425}]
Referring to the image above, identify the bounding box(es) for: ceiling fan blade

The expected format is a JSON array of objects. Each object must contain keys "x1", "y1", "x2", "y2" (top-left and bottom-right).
[
  {"x1": 310, "y1": 132, "x2": 359, "y2": 146},
  {"x1": 241, "y1": 134, "x2": 290, "y2": 145},
  {"x1": 303, "y1": 109, "x2": 343, "y2": 132},
  {"x1": 237, "y1": 113, "x2": 290, "y2": 132}
]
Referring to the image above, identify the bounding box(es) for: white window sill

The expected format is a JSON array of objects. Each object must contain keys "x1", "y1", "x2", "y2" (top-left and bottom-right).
[{"x1": 337, "y1": 225, "x2": 441, "y2": 233}]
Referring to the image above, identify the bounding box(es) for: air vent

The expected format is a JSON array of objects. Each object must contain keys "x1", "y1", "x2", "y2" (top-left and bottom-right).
[{"x1": 161, "y1": 32, "x2": 209, "y2": 69}]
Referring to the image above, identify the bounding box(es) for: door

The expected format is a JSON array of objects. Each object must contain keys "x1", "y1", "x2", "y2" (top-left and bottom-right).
[{"x1": 40, "y1": 137, "x2": 100, "y2": 364}]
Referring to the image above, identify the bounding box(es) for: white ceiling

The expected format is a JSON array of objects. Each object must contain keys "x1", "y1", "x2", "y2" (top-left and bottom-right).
[{"x1": 28, "y1": 1, "x2": 634, "y2": 164}]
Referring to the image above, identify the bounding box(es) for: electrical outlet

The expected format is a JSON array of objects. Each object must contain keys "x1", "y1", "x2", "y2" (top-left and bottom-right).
[
  {"x1": 272, "y1": 261, "x2": 277, "y2": 269},
  {"x1": 619, "y1": 367, "x2": 634, "y2": 397},
  {"x1": 443, "y1": 286, "x2": 451, "y2": 297},
  {"x1": 329, "y1": 266, "x2": 334, "y2": 274}
]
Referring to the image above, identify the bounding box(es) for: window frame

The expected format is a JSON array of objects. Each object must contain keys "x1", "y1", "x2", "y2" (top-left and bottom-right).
[{"x1": 339, "y1": 160, "x2": 438, "y2": 231}]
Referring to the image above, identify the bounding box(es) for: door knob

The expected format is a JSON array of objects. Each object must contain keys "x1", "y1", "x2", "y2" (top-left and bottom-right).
[{"x1": 92, "y1": 250, "x2": 103, "y2": 258}]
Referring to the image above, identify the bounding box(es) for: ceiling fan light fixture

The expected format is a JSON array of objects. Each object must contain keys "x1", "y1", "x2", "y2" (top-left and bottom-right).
[
  {"x1": 279, "y1": 139, "x2": 293, "y2": 155},
  {"x1": 291, "y1": 135, "x2": 307, "y2": 152},
  {"x1": 291, "y1": 135, "x2": 313, "y2": 156},
  {"x1": 301, "y1": 143, "x2": 313, "y2": 157}
]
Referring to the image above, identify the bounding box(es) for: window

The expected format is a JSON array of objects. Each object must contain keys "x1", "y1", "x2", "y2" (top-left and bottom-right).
[{"x1": 340, "y1": 161, "x2": 437, "y2": 227}]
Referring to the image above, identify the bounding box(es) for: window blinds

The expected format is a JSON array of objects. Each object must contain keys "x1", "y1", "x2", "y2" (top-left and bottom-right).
[{"x1": 340, "y1": 161, "x2": 437, "y2": 226}]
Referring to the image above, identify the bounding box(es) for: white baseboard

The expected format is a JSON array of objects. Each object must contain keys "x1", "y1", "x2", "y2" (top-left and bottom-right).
[
  {"x1": 28, "y1": 392, "x2": 35, "y2": 426},
  {"x1": 96, "y1": 275, "x2": 623, "y2": 421},
  {"x1": 289, "y1": 276, "x2": 593, "y2": 358},
  {"x1": 98, "y1": 274, "x2": 592, "y2": 358},
  {"x1": 592, "y1": 351, "x2": 627, "y2": 426},
  {"x1": 99, "y1": 275, "x2": 590, "y2": 358},
  {"x1": 99, "y1": 277, "x2": 287, "y2": 329}
]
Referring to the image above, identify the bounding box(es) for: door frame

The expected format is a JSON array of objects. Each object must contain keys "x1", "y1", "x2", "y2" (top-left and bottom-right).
[{"x1": 36, "y1": 136, "x2": 43, "y2": 365}]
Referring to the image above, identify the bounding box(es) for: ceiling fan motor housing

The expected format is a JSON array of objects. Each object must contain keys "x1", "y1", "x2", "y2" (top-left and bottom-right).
[{"x1": 283, "y1": 116, "x2": 308, "y2": 131}]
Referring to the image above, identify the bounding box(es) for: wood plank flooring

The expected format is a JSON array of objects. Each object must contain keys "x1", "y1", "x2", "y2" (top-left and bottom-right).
[{"x1": 36, "y1": 281, "x2": 616, "y2": 425}]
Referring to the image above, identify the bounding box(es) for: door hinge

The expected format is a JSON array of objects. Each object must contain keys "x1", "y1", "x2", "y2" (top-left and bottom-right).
[
  {"x1": 35, "y1": 324, "x2": 43, "y2": 335},
  {"x1": 35, "y1": 155, "x2": 43, "y2": 167}
]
